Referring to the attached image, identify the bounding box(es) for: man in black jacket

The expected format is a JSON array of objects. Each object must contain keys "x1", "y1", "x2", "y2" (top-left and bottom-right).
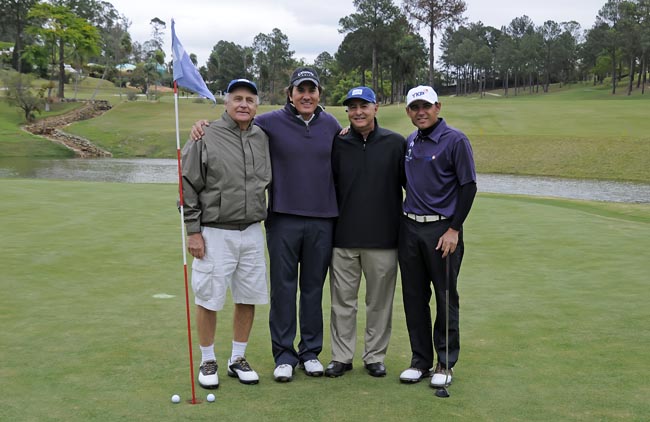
[{"x1": 325, "y1": 87, "x2": 405, "y2": 378}]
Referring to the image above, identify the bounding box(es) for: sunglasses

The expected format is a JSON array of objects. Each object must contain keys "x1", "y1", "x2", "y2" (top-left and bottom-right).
[{"x1": 408, "y1": 102, "x2": 436, "y2": 111}]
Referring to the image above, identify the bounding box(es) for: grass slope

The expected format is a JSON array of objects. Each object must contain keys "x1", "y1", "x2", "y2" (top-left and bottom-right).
[
  {"x1": 0, "y1": 100, "x2": 75, "y2": 157},
  {"x1": 65, "y1": 82, "x2": 649, "y2": 182},
  {"x1": 1, "y1": 179, "x2": 648, "y2": 421},
  {"x1": 1, "y1": 79, "x2": 648, "y2": 181}
]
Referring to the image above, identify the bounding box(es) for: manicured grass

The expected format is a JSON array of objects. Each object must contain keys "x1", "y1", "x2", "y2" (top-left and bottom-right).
[
  {"x1": 0, "y1": 100, "x2": 76, "y2": 157},
  {"x1": 1, "y1": 179, "x2": 648, "y2": 421},
  {"x1": 63, "y1": 82, "x2": 648, "y2": 182},
  {"x1": 1, "y1": 78, "x2": 648, "y2": 182}
]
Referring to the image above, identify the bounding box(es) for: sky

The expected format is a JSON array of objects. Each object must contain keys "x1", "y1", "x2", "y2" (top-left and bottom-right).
[{"x1": 106, "y1": 0, "x2": 604, "y2": 67}]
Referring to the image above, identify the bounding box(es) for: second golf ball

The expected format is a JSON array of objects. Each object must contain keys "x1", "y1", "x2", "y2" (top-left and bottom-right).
[
  {"x1": 171, "y1": 394, "x2": 181, "y2": 403},
  {"x1": 207, "y1": 393, "x2": 215, "y2": 402}
]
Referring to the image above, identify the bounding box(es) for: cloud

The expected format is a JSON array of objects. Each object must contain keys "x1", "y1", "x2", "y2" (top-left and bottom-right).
[{"x1": 110, "y1": 0, "x2": 599, "y2": 67}]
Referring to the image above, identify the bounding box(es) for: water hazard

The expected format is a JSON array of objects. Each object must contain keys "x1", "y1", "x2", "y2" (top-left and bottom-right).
[{"x1": 1, "y1": 157, "x2": 648, "y2": 203}]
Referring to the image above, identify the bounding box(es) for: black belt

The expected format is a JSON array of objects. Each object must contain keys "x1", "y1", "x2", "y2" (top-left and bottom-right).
[{"x1": 403, "y1": 212, "x2": 449, "y2": 223}]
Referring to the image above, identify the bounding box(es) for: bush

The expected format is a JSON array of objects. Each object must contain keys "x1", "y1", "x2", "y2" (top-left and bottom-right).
[
  {"x1": 2, "y1": 70, "x2": 45, "y2": 122},
  {"x1": 126, "y1": 91, "x2": 138, "y2": 101}
]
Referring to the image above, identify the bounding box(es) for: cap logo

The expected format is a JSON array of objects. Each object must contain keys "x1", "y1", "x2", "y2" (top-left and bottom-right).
[
  {"x1": 297, "y1": 71, "x2": 314, "y2": 77},
  {"x1": 351, "y1": 89, "x2": 363, "y2": 95},
  {"x1": 412, "y1": 91, "x2": 426, "y2": 98}
]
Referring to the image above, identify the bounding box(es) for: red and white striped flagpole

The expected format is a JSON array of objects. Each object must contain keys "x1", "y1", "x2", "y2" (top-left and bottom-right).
[{"x1": 173, "y1": 80, "x2": 199, "y2": 404}]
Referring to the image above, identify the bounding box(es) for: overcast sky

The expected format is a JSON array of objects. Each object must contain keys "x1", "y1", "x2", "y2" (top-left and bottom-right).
[{"x1": 107, "y1": 0, "x2": 604, "y2": 67}]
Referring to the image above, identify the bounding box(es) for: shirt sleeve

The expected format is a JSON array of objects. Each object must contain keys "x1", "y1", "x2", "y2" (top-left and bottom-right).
[{"x1": 181, "y1": 138, "x2": 207, "y2": 234}]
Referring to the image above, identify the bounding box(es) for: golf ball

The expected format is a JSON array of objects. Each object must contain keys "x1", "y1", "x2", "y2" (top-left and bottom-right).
[
  {"x1": 171, "y1": 394, "x2": 181, "y2": 403},
  {"x1": 207, "y1": 393, "x2": 215, "y2": 402}
]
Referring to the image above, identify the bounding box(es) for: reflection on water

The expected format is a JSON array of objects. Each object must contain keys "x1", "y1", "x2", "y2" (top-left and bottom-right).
[
  {"x1": 0, "y1": 157, "x2": 178, "y2": 184},
  {"x1": 1, "y1": 157, "x2": 649, "y2": 203}
]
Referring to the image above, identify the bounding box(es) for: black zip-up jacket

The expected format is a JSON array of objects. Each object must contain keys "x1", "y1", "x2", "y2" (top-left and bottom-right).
[{"x1": 331, "y1": 120, "x2": 406, "y2": 248}]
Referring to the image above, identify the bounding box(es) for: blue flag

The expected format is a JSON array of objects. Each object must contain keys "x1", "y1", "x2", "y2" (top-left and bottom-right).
[{"x1": 171, "y1": 19, "x2": 216, "y2": 103}]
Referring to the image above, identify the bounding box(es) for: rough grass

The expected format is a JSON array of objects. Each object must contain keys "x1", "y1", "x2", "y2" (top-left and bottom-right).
[{"x1": 1, "y1": 179, "x2": 648, "y2": 421}]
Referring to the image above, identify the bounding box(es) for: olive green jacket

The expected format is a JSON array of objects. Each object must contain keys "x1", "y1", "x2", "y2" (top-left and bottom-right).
[{"x1": 181, "y1": 112, "x2": 271, "y2": 234}]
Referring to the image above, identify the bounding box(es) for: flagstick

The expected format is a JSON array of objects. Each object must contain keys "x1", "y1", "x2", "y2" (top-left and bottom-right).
[{"x1": 174, "y1": 81, "x2": 199, "y2": 405}]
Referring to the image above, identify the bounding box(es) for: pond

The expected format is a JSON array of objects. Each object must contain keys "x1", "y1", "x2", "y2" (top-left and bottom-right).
[{"x1": 1, "y1": 157, "x2": 648, "y2": 203}]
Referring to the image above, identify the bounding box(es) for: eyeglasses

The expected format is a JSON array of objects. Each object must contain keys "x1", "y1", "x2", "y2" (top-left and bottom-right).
[{"x1": 408, "y1": 102, "x2": 436, "y2": 112}]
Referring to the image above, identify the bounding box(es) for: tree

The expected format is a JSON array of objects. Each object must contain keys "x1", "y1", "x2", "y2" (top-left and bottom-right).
[
  {"x1": 597, "y1": 0, "x2": 623, "y2": 94},
  {"x1": 555, "y1": 21, "x2": 582, "y2": 86},
  {"x1": 253, "y1": 28, "x2": 293, "y2": 104},
  {"x1": 403, "y1": 0, "x2": 467, "y2": 87},
  {"x1": 148, "y1": 17, "x2": 166, "y2": 52},
  {"x1": 618, "y1": 1, "x2": 641, "y2": 95},
  {"x1": 339, "y1": 0, "x2": 402, "y2": 92},
  {"x1": 27, "y1": 3, "x2": 100, "y2": 98},
  {"x1": 205, "y1": 40, "x2": 252, "y2": 95},
  {"x1": 2, "y1": 70, "x2": 45, "y2": 122},
  {"x1": 313, "y1": 51, "x2": 335, "y2": 104},
  {"x1": 335, "y1": 31, "x2": 372, "y2": 86},
  {"x1": 0, "y1": 0, "x2": 38, "y2": 72},
  {"x1": 506, "y1": 15, "x2": 535, "y2": 95},
  {"x1": 582, "y1": 22, "x2": 610, "y2": 84},
  {"x1": 639, "y1": 0, "x2": 650, "y2": 93},
  {"x1": 540, "y1": 20, "x2": 562, "y2": 92},
  {"x1": 494, "y1": 31, "x2": 515, "y2": 95}
]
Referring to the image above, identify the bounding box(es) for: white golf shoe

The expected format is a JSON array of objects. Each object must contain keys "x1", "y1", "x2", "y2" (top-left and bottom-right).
[
  {"x1": 399, "y1": 367, "x2": 431, "y2": 383},
  {"x1": 430, "y1": 363, "x2": 453, "y2": 388},
  {"x1": 198, "y1": 359, "x2": 219, "y2": 389},
  {"x1": 301, "y1": 359, "x2": 324, "y2": 376},
  {"x1": 227, "y1": 357, "x2": 259, "y2": 385},
  {"x1": 273, "y1": 364, "x2": 294, "y2": 382}
]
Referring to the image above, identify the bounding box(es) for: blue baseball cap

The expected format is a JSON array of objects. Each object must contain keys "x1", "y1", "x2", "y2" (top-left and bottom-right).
[
  {"x1": 343, "y1": 86, "x2": 376, "y2": 105},
  {"x1": 226, "y1": 78, "x2": 258, "y2": 95}
]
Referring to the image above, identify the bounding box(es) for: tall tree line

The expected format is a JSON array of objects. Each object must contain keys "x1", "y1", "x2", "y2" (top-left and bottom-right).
[
  {"x1": 438, "y1": 0, "x2": 650, "y2": 96},
  {"x1": 2, "y1": 0, "x2": 648, "y2": 103}
]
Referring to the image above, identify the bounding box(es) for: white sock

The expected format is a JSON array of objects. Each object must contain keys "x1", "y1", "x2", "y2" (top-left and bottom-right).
[
  {"x1": 231, "y1": 341, "x2": 247, "y2": 361},
  {"x1": 200, "y1": 344, "x2": 215, "y2": 363}
]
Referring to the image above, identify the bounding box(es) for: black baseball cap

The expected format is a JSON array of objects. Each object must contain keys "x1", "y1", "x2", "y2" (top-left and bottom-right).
[{"x1": 290, "y1": 67, "x2": 320, "y2": 87}]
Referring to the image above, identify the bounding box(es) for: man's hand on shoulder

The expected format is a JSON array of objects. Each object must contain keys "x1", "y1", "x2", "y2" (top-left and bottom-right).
[{"x1": 190, "y1": 120, "x2": 210, "y2": 141}]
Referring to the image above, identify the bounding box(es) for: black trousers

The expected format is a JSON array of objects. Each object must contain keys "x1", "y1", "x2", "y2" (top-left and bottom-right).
[
  {"x1": 398, "y1": 216, "x2": 464, "y2": 370},
  {"x1": 266, "y1": 212, "x2": 334, "y2": 366}
]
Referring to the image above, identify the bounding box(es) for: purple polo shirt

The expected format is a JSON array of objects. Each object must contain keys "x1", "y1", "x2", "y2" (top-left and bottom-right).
[{"x1": 403, "y1": 118, "x2": 476, "y2": 217}]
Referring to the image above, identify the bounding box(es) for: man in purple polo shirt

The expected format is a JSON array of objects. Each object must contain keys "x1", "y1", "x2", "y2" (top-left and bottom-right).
[{"x1": 397, "y1": 86, "x2": 477, "y2": 389}]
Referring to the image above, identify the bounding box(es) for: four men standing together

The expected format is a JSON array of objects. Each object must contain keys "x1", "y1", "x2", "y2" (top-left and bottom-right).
[{"x1": 182, "y1": 68, "x2": 476, "y2": 390}]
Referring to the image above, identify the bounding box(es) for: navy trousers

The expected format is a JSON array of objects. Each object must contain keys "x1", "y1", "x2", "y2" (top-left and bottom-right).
[
  {"x1": 266, "y1": 212, "x2": 334, "y2": 366},
  {"x1": 398, "y1": 216, "x2": 464, "y2": 370}
]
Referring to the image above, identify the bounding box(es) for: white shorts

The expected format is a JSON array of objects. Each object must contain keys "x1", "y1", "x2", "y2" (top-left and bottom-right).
[{"x1": 191, "y1": 223, "x2": 268, "y2": 311}]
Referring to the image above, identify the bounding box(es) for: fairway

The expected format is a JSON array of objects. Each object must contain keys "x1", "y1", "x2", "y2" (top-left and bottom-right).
[{"x1": 1, "y1": 179, "x2": 648, "y2": 421}]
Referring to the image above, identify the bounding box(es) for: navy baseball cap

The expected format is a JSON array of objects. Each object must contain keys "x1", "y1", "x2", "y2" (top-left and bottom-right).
[
  {"x1": 226, "y1": 78, "x2": 258, "y2": 95},
  {"x1": 343, "y1": 86, "x2": 376, "y2": 105},
  {"x1": 290, "y1": 67, "x2": 320, "y2": 87}
]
